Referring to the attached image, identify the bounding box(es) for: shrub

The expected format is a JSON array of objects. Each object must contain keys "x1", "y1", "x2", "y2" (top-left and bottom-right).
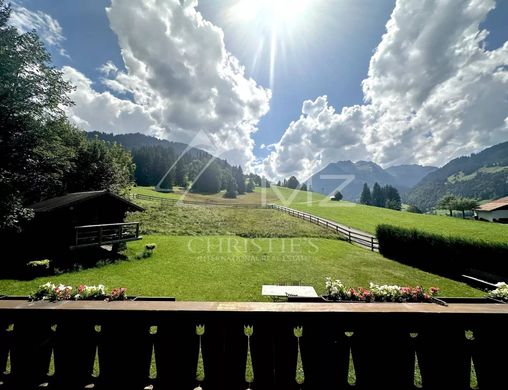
[{"x1": 376, "y1": 224, "x2": 508, "y2": 278}]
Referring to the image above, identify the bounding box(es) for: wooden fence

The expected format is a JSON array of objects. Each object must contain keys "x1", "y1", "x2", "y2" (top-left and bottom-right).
[
  {"x1": 1, "y1": 299, "x2": 508, "y2": 389},
  {"x1": 270, "y1": 204, "x2": 379, "y2": 251}
]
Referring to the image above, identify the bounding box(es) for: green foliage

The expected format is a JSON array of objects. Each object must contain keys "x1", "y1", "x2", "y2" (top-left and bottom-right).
[
  {"x1": 246, "y1": 178, "x2": 255, "y2": 193},
  {"x1": 0, "y1": 4, "x2": 135, "y2": 232},
  {"x1": 191, "y1": 162, "x2": 222, "y2": 193},
  {"x1": 332, "y1": 191, "x2": 343, "y2": 201},
  {"x1": 383, "y1": 185, "x2": 401, "y2": 210},
  {"x1": 359, "y1": 183, "x2": 372, "y2": 205},
  {"x1": 286, "y1": 176, "x2": 300, "y2": 189},
  {"x1": 406, "y1": 205, "x2": 422, "y2": 214},
  {"x1": 224, "y1": 176, "x2": 238, "y2": 198},
  {"x1": 371, "y1": 182, "x2": 385, "y2": 207},
  {"x1": 376, "y1": 224, "x2": 508, "y2": 279}
]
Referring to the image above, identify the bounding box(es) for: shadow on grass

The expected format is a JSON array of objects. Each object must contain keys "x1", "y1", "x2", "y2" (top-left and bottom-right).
[{"x1": 2, "y1": 247, "x2": 128, "y2": 281}]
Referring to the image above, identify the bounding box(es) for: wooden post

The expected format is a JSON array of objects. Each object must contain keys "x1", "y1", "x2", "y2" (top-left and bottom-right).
[
  {"x1": 98, "y1": 226, "x2": 103, "y2": 245},
  {"x1": 348, "y1": 230, "x2": 351, "y2": 243},
  {"x1": 371, "y1": 237, "x2": 374, "y2": 251}
]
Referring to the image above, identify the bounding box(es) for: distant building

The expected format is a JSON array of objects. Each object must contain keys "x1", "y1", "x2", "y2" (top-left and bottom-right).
[
  {"x1": 25, "y1": 190, "x2": 144, "y2": 257},
  {"x1": 474, "y1": 196, "x2": 508, "y2": 223}
]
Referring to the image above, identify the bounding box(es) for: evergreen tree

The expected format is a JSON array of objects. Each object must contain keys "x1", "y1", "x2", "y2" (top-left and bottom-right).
[
  {"x1": 235, "y1": 166, "x2": 246, "y2": 195},
  {"x1": 224, "y1": 176, "x2": 237, "y2": 198},
  {"x1": 301, "y1": 183, "x2": 307, "y2": 191},
  {"x1": 383, "y1": 185, "x2": 401, "y2": 211},
  {"x1": 286, "y1": 176, "x2": 300, "y2": 189},
  {"x1": 174, "y1": 159, "x2": 187, "y2": 187},
  {"x1": 277, "y1": 180, "x2": 281, "y2": 187},
  {"x1": 360, "y1": 183, "x2": 372, "y2": 205},
  {"x1": 191, "y1": 162, "x2": 221, "y2": 193},
  {"x1": 371, "y1": 182, "x2": 385, "y2": 207},
  {"x1": 246, "y1": 178, "x2": 255, "y2": 193}
]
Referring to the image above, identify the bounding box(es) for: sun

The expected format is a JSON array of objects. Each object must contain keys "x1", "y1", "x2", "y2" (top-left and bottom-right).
[{"x1": 230, "y1": 0, "x2": 311, "y2": 25}]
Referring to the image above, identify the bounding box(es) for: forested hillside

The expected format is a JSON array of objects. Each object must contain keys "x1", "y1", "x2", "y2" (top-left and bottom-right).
[{"x1": 407, "y1": 141, "x2": 508, "y2": 210}]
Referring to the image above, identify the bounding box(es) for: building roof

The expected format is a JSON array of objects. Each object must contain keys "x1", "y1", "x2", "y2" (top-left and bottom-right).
[
  {"x1": 29, "y1": 191, "x2": 144, "y2": 213},
  {"x1": 476, "y1": 196, "x2": 508, "y2": 212}
]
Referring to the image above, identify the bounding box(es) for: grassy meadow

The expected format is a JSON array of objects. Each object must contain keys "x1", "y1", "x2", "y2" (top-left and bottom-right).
[
  {"x1": 0, "y1": 235, "x2": 482, "y2": 299},
  {"x1": 132, "y1": 185, "x2": 508, "y2": 243}
]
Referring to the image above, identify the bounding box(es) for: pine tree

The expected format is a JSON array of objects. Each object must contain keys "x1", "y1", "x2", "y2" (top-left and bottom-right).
[
  {"x1": 224, "y1": 176, "x2": 237, "y2": 198},
  {"x1": 246, "y1": 178, "x2": 255, "y2": 193},
  {"x1": 235, "y1": 166, "x2": 246, "y2": 195},
  {"x1": 174, "y1": 159, "x2": 186, "y2": 187},
  {"x1": 286, "y1": 176, "x2": 300, "y2": 189},
  {"x1": 371, "y1": 182, "x2": 385, "y2": 207},
  {"x1": 360, "y1": 183, "x2": 372, "y2": 205},
  {"x1": 383, "y1": 185, "x2": 401, "y2": 210}
]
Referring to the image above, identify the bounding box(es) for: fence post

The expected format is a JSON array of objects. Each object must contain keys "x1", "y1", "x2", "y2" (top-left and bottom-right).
[
  {"x1": 348, "y1": 230, "x2": 351, "y2": 243},
  {"x1": 371, "y1": 237, "x2": 374, "y2": 251},
  {"x1": 99, "y1": 227, "x2": 103, "y2": 245}
]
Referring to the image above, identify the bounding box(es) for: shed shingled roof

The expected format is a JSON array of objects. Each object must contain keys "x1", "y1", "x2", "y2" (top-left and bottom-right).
[
  {"x1": 29, "y1": 191, "x2": 144, "y2": 213},
  {"x1": 476, "y1": 196, "x2": 508, "y2": 212}
]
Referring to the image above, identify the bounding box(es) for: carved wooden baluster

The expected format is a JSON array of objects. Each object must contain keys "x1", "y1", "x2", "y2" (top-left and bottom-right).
[
  {"x1": 194, "y1": 324, "x2": 205, "y2": 390},
  {"x1": 244, "y1": 325, "x2": 254, "y2": 389},
  {"x1": 294, "y1": 326, "x2": 304, "y2": 389}
]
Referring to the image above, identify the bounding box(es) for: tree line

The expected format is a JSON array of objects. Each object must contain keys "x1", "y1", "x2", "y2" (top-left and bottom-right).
[
  {"x1": 0, "y1": 2, "x2": 134, "y2": 233},
  {"x1": 359, "y1": 183, "x2": 402, "y2": 210}
]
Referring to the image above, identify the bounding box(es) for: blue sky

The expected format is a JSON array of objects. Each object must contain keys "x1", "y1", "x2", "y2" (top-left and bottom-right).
[{"x1": 9, "y1": 0, "x2": 508, "y2": 179}]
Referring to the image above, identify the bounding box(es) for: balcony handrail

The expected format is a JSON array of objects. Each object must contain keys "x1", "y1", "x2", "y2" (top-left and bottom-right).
[
  {"x1": 1, "y1": 300, "x2": 508, "y2": 389},
  {"x1": 75, "y1": 221, "x2": 140, "y2": 229}
]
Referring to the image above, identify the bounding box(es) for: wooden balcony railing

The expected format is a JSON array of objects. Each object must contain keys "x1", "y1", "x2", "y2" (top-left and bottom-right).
[
  {"x1": 0, "y1": 300, "x2": 507, "y2": 389},
  {"x1": 72, "y1": 222, "x2": 141, "y2": 249}
]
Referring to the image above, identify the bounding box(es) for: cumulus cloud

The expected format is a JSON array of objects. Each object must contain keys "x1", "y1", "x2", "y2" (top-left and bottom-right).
[
  {"x1": 9, "y1": 2, "x2": 69, "y2": 58},
  {"x1": 91, "y1": 0, "x2": 271, "y2": 167},
  {"x1": 62, "y1": 66, "x2": 158, "y2": 135},
  {"x1": 265, "y1": 0, "x2": 508, "y2": 180}
]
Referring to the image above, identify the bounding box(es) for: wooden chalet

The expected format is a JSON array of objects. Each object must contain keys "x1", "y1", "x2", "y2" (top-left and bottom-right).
[
  {"x1": 474, "y1": 196, "x2": 508, "y2": 223},
  {"x1": 26, "y1": 190, "x2": 144, "y2": 256}
]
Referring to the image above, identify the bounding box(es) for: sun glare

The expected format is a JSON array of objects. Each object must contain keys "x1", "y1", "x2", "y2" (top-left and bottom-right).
[{"x1": 231, "y1": 0, "x2": 311, "y2": 24}]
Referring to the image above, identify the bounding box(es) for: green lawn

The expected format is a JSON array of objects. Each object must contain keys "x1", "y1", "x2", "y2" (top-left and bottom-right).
[
  {"x1": 0, "y1": 235, "x2": 482, "y2": 300},
  {"x1": 287, "y1": 199, "x2": 508, "y2": 243}
]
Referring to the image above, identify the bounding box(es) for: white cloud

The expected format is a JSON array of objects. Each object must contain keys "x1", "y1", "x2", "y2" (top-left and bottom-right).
[
  {"x1": 264, "y1": 0, "x2": 508, "y2": 180},
  {"x1": 9, "y1": 2, "x2": 69, "y2": 58},
  {"x1": 62, "y1": 66, "x2": 159, "y2": 135},
  {"x1": 94, "y1": 0, "x2": 272, "y2": 167}
]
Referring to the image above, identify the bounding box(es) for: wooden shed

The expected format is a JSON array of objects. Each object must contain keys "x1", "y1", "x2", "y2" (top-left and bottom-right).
[{"x1": 26, "y1": 190, "x2": 144, "y2": 256}]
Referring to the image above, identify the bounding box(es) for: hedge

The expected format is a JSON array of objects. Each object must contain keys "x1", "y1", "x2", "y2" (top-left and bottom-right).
[{"x1": 376, "y1": 224, "x2": 508, "y2": 279}]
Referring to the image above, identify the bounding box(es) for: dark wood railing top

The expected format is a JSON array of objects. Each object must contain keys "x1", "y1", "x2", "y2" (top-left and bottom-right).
[
  {"x1": 1, "y1": 300, "x2": 507, "y2": 314},
  {"x1": 75, "y1": 222, "x2": 139, "y2": 229}
]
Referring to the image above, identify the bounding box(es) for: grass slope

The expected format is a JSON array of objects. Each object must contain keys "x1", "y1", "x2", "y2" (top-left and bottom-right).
[
  {"x1": 288, "y1": 199, "x2": 508, "y2": 243},
  {"x1": 128, "y1": 200, "x2": 341, "y2": 238},
  {"x1": 0, "y1": 235, "x2": 482, "y2": 300},
  {"x1": 133, "y1": 185, "x2": 508, "y2": 243}
]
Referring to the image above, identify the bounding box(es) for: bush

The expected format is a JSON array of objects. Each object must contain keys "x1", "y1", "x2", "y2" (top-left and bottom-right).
[
  {"x1": 25, "y1": 259, "x2": 52, "y2": 277},
  {"x1": 376, "y1": 224, "x2": 508, "y2": 279}
]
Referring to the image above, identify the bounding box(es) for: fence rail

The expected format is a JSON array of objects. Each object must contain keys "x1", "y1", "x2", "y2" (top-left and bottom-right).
[
  {"x1": 73, "y1": 222, "x2": 141, "y2": 249},
  {"x1": 132, "y1": 193, "x2": 267, "y2": 208},
  {"x1": 270, "y1": 204, "x2": 379, "y2": 251},
  {"x1": 1, "y1": 299, "x2": 507, "y2": 390}
]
